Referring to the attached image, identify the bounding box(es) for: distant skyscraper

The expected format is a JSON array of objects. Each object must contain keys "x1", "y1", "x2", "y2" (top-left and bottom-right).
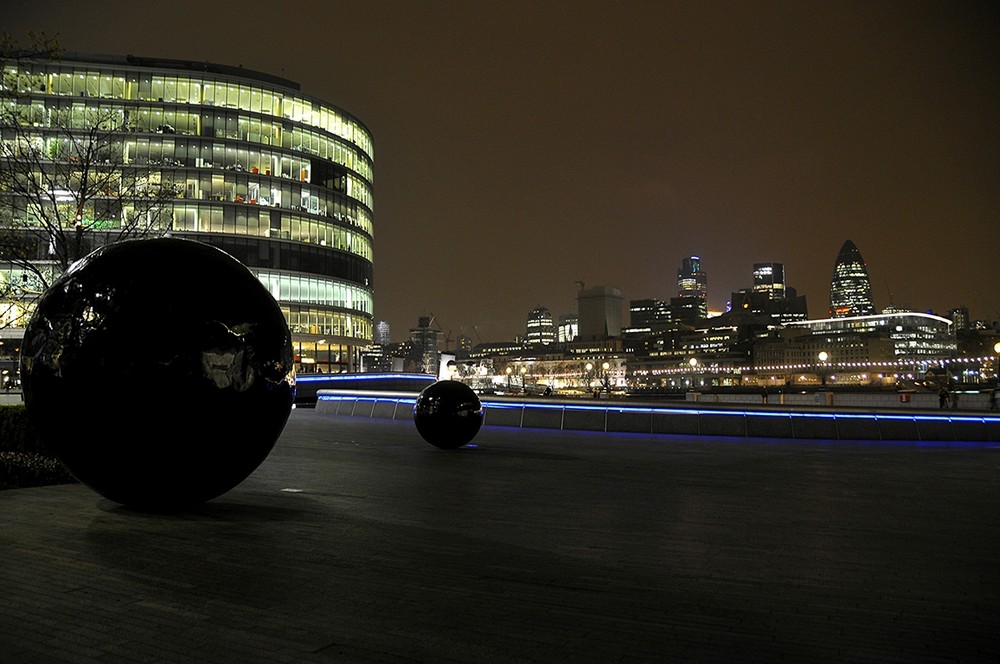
[
  {"x1": 829, "y1": 240, "x2": 875, "y2": 317},
  {"x1": 577, "y1": 285, "x2": 623, "y2": 339},
  {"x1": 409, "y1": 316, "x2": 443, "y2": 374},
  {"x1": 456, "y1": 334, "x2": 473, "y2": 352},
  {"x1": 374, "y1": 320, "x2": 391, "y2": 345},
  {"x1": 629, "y1": 299, "x2": 669, "y2": 328},
  {"x1": 669, "y1": 295, "x2": 706, "y2": 325},
  {"x1": 727, "y1": 262, "x2": 807, "y2": 323},
  {"x1": 557, "y1": 314, "x2": 578, "y2": 343},
  {"x1": 729, "y1": 287, "x2": 808, "y2": 324},
  {"x1": 524, "y1": 306, "x2": 556, "y2": 346},
  {"x1": 677, "y1": 256, "x2": 708, "y2": 300},
  {"x1": 948, "y1": 306, "x2": 970, "y2": 332},
  {"x1": 752, "y1": 263, "x2": 786, "y2": 299}
]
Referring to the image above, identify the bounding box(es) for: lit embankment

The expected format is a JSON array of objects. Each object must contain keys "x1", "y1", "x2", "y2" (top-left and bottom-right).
[{"x1": 314, "y1": 389, "x2": 1000, "y2": 444}]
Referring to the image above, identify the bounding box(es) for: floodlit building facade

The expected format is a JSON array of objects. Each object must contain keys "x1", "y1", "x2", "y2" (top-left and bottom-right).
[
  {"x1": 786, "y1": 312, "x2": 957, "y2": 360},
  {"x1": 627, "y1": 310, "x2": 958, "y2": 392},
  {"x1": 557, "y1": 314, "x2": 578, "y2": 344},
  {"x1": 0, "y1": 52, "x2": 374, "y2": 373}
]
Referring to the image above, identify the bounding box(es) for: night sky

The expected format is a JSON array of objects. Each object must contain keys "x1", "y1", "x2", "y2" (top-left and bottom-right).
[{"x1": 5, "y1": 1, "x2": 999, "y2": 343}]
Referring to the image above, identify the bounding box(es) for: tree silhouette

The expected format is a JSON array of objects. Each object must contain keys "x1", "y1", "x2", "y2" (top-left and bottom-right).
[{"x1": 0, "y1": 32, "x2": 176, "y2": 327}]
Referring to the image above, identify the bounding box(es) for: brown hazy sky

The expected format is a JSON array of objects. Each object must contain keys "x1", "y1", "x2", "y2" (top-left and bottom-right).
[{"x1": 6, "y1": 0, "x2": 999, "y2": 342}]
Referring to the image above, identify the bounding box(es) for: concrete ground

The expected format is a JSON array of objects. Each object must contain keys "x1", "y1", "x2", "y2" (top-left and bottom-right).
[{"x1": 2, "y1": 408, "x2": 999, "y2": 663}]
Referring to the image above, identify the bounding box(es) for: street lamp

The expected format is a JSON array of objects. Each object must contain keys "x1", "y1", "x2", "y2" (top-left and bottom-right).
[
  {"x1": 818, "y1": 351, "x2": 829, "y2": 387},
  {"x1": 505, "y1": 366, "x2": 513, "y2": 393},
  {"x1": 994, "y1": 341, "x2": 1000, "y2": 383},
  {"x1": 585, "y1": 362, "x2": 594, "y2": 392},
  {"x1": 992, "y1": 341, "x2": 1000, "y2": 410},
  {"x1": 601, "y1": 360, "x2": 611, "y2": 396},
  {"x1": 688, "y1": 357, "x2": 698, "y2": 390}
]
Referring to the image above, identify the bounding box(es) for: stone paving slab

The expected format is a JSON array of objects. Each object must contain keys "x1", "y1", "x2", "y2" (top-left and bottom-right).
[{"x1": 2, "y1": 408, "x2": 999, "y2": 662}]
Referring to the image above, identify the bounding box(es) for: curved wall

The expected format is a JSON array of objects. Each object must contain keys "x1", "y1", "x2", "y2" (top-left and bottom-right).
[{"x1": 2, "y1": 53, "x2": 375, "y2": 372}]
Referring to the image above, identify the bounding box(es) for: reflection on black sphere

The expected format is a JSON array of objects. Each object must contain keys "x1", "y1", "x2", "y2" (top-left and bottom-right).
[
  {"x1": 412, "y1": 380, "x2": 484, "y2": 449},
  {"x1": 19, "y1": 237, "x2": 295, "y2": 511}
]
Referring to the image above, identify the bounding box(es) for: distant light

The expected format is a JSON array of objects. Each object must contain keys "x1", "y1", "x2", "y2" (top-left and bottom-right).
[{"x1": 296, "y1": 372, "x2": 434, "y2": 383}]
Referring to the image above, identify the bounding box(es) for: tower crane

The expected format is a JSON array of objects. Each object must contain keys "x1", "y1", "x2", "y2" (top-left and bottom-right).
[{"x1": 427, "y1": 314, "x2": 453, "y2": 353}]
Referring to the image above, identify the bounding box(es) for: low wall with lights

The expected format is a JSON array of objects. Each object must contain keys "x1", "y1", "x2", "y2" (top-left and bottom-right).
[
  {"x1": 315, "y1": 390, "x2": 1000, "y2": 443},
  {"x1": 689, "y1": 390, "x2": 996, "y2": 410},
  {"x1": 294, "y1": 372, "x2": 436, "y2": 405}
]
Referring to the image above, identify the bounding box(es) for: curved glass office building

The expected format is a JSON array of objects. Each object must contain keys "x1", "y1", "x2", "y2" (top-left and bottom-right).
[{"x1": 0, "y1": 53, "x2": 374, "y2": 373}]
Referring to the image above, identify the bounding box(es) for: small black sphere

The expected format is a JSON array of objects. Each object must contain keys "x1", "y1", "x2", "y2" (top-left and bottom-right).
[
  {"x1": 19, "y1": 237, "x2": 295, "y2": 511},
  {"x1": 412, "y1": 380, "x2": 484, "y2": 449}
]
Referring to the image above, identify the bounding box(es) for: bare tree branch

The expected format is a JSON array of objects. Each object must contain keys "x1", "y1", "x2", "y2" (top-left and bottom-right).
[{"x1": 1, "y1": 34, "x2": 176, "y2": 327}]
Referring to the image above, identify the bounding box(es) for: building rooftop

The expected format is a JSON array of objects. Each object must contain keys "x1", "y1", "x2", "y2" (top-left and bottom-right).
[{"x1": 35, "y1": 51, "x2": 302, "y2": 91}]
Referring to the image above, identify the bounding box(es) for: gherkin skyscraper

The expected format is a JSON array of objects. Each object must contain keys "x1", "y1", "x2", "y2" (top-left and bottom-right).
[{"x1": 829, "y1": 240, "x2": 875, "y2": 317}]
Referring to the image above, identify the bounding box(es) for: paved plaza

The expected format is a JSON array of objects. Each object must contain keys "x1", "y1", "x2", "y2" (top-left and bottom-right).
[{"x1": 2, "y1": 408, "x2": 999, "y2": 663}]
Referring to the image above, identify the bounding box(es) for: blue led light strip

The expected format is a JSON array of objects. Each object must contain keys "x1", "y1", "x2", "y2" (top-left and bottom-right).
[
  {"x1": 317, "y1": 394, "x2": 417, "y2": 406},
  {"x1": 477, "y1": 398, "x2": 1000, "y2": 426},
  {"x1": 316, "y1": 391, "x2": 1000, "y2": 443},
  {"x1": 297, "y1": 372, "x2": 434, "y2": 383}
]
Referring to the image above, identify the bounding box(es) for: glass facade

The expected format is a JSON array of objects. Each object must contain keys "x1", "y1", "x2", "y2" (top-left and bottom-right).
[
  {"x1": 788, "y1": 312, "x2": 957, "y2": 358},
  {"x1": 0, "y1": 54, "x2": 374, "y2": 372},
  {"x1": 628, "y1": 299, "x2": 668, "y2": 328},
  {"x1": 829, "y1": 240, "x2": 875, "y2": 317},
  {"x1": 752, "y1": 263, "x2": 785, "y2": 299},
  {"x1": 677, "y1": 256, "x2": 707, "y2": 300},
  {"x1": 557, "y1": 314, "x2": 578, "y2": 344},
  {"x1": 524, "y1": 306, "x2": 556, "y2": 347}
]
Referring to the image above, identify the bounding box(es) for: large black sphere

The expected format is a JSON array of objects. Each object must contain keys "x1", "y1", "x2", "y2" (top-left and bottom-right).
[
  {"x1": 412, "y1": 380, "x2": 484, "y2": 449},
  {"x1": 19, "y1": 237, "x2": 295, "y2": 510}
]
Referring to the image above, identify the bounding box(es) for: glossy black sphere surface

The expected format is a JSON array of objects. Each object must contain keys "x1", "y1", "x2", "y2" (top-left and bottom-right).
[
  {"x1": 20, "y1": 238, "x2": 295, "y2": 510},
  {"x1": 412, "y1": 380, "x2": 484, "y2": 449}
]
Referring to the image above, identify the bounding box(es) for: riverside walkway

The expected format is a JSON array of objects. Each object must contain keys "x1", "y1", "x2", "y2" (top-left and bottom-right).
[{"x1": 2, "y1": 407, "x2": 999, "y2": 662}]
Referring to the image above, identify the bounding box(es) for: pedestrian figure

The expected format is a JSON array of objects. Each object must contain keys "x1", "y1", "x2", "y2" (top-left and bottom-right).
[
  {"x1": 939, "y1": 388, "x2": 948, "y2": 409},
  {"x1": 951, "y1": 391, "x2": 959, "y2": 410},
  {"x1": 761, "y1": 386, "x2": 768, "y2": 404}
]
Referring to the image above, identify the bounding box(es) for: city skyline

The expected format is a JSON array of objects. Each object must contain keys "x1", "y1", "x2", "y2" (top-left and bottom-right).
[
  {"x1": 466, "y1": 238, "x2": 981, "y2": 347},
  {"x1": 4, "y1": 1, "x2": 998, "y2": 342}
]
